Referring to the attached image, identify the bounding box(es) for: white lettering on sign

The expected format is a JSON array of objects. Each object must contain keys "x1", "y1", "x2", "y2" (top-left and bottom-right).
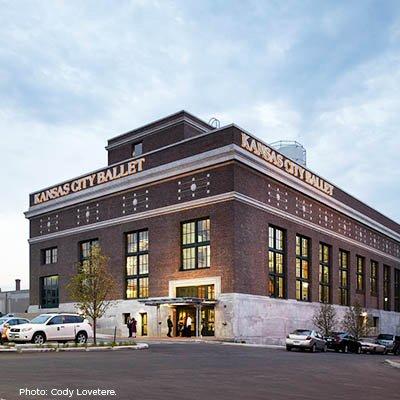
[
  {"x1": 240, "y1": 133, "x2": 334, "y2": 196},
  {"x1": 33, "y1": 158, "x2": 146, "y2": 205}
]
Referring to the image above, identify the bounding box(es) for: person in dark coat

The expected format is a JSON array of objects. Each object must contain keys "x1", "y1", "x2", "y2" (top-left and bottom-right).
[
  {"x1": 167, "y1": 316, "x2": 173, "y2": 337},
  {"x1": 127, "y1": 317, "x2": 133, "y2": 338},
  {"x1": 131, "y1": 318, "x2": 137, "y2": 338}
]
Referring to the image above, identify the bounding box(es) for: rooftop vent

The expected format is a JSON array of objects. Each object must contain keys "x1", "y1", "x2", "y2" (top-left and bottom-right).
[{"x1": 208, "y1": 117, "x2": 221, "y2": 129}]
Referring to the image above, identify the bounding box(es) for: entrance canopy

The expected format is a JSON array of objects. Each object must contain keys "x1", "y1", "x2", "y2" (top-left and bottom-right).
[{"x1": 138, "y1": 297, "x2": 217, "y2": 307}]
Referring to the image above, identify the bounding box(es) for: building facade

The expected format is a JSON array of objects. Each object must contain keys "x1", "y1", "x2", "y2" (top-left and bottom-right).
[
  {"x1": 0, "y1": 280, "x2": 30, "y2": 315},
  {"x1": 26, "y1": 111, "x2": 400, "y2": 342}
]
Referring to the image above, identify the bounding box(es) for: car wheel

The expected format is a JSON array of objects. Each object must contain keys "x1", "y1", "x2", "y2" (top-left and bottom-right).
[
  {"x1": 31, "y1": 332, "x2": 46, "y2": 345},
  {"x1": 286, "y1": 346, "x2": 292, "y2": 351},
  {"x1": 343, "y1": 345, "x2": 348, "y2": 353},
  {"x1": 310, "y1": 344, "x2": 316, "y2": 353},
  {"x1": 75, "y1": 331, "x2": 88, "y2": 344}
]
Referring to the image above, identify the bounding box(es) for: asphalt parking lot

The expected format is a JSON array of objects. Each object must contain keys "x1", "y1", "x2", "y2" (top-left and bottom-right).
[{"x1": 0, "y1": 343, "x2": 398, "y2": 400}]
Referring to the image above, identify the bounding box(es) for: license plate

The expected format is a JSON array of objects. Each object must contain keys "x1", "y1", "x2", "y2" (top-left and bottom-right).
[{"x1": 293, "y1": 341, "x2": 300, "y2": 344}]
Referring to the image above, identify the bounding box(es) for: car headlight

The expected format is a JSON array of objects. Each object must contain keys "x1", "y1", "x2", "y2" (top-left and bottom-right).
[{"x1": 22, "y1": 327, "x2": 32, "y2": 332}]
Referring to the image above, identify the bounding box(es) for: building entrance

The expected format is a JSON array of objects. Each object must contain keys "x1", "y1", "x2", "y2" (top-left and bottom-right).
[{"x1": 175, "y1": 306, "x2": 215, "y2": 337}]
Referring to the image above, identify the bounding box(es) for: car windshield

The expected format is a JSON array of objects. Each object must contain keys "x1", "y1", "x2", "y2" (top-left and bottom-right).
[
  {"x1": 377, "y1": 334, "x2": 393, "y2": 340},
  {"x1": 30, "y1": 315, "x2": 52, "y2": 324},
  {"x1": 292, "y1": 330, "x2": 311, "y2": 336},
  {"x1": 0, "y1": 318, "x2": 8, "y2": 324}
]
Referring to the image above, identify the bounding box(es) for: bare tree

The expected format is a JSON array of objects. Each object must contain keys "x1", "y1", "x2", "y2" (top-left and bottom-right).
[
  {"x1": 312, "y1": 303, "x2": 338, "y2": 337},
  {"x1": 67, "y1": 244, "x2": 118, "y2": 344},
  {"x1": 341, "y1": 301, "x2": 371, "y2": 340}
]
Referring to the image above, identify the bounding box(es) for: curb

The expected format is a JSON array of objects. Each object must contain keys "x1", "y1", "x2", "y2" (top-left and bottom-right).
[
  {"x1": 221, "y1": 342, "x2": 285, "y2": 349},
  {"x1": 0, "y1": 344, "x2": 149, "y2": 354},
  {"x1": 385, "y1": 359, "x2": 400, "y2": 369}
]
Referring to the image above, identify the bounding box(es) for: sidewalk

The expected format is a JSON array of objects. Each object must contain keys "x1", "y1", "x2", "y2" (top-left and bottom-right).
[
  {"x1": 96, "y1": 334, "x2": 285, "y2": 349},
  {"x1": 385, "y1": 359, "x2": 400, "y2": 369}
]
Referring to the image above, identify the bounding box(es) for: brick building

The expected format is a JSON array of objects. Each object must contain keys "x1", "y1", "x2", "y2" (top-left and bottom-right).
[{"x1": 25, "y1": 111, "x2": 400, "y2": 342}]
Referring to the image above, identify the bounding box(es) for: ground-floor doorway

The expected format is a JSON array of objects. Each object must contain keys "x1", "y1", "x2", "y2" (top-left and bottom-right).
[{"x1": 175, "y1": 306, "x2": 215, "y2": 337}]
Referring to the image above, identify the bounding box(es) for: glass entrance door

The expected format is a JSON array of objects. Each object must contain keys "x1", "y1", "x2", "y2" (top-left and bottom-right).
[
  {"x1": 176, "y1": 307, "x2": 196, "y2": 337},
  {"x1": 175, "y1": 306, "x2": 215, "y2": 337},
  {"x1": 201, "y1": 307, "x2": 215, "y2": 336}
]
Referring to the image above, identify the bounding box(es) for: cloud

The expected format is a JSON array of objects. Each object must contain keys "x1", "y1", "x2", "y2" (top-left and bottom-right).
[{"x1": 1, "y1": 1, "x2": 400, "y2": 290}]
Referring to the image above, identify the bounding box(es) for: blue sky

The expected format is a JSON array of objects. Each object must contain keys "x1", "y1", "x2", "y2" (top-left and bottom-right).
[{"x1": 1, "y1": 0, "x2": 400, "y2": 290}]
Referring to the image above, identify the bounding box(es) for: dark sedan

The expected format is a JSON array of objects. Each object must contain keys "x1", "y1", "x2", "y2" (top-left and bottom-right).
[{"x1": 325, "y1": 332, "x2": 362, "y2": 354}]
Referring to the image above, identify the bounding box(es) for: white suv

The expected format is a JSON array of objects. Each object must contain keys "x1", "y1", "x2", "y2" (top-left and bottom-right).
[{"x1": 8, "y1": 313, "x2": 93, "y2": 344}]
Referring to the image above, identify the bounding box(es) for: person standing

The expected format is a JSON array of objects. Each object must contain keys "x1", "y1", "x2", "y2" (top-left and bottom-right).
[
  {"x1": 167, "y1": 316, "x2": 173, "y2": 338},
  {"x1": 127, "y1": 317, "x2": 133, "y2": 338},
  {"x1": 131, "y1": 317, "x2": 137, "y2": 338},
  {"x1": 178, "y1": 316, "x2": 184, "y2": 337},
  {"x1": 186, "y1": 314, "x2": 192, "y2": 338}
]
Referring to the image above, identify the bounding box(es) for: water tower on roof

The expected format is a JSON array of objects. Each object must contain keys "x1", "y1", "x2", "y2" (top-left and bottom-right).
[{"x1": 269, "y1": 140, "x2": 307, "y2": 167}]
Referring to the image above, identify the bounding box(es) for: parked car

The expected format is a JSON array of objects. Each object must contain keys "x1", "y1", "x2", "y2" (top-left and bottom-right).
[
  {"x1": 0, "y1": 317, "x2": 30, "y2": 342},
  {"x1": 286, "y1": 329, "x2": 327, "y2": 352},
  {"x1": 376, "y1": 334, "x2": 399, "y2": 354},
  {"x1": 359, "y1": 338, "x2": 387, "y2": 354},
  {"x1": 325, "y1": 332, "x2": 362, "y2": 354},
  {"x1": 8, "y1": 313, "x2": 93, "y2": 344}
]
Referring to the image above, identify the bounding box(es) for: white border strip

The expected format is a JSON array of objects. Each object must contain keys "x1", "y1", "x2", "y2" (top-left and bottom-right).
[
  {"x1": 28, "y1": 191, "x2": 400, "y2": 262},
  {"x1": 26, "y1": 144, "x2": 400, "y2": 243}
]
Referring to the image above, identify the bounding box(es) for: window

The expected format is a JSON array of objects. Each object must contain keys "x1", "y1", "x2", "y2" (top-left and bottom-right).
[
  {"x1": 339, "y1": 250, "x2": 350, "y2": 306},
  {"x1": 356, "y1": 256, "x2": 365, "y2": 292},
  {"x1": 295, "y1": 235, "x2": 310, "y2": 301},
  {"x1": 47, "y1": 315, "x2": 63, "y2": 325},
  {"x1": 370, "y1": 260, "x2": 378, "y2": 297},
  {"x1": 395, "y1": 269, "x2": 400, "y2": 312},
  {"x1": 176, "y1": 285, "x2": 215, "y2": 300},
  {"x1": 132, "y1": 142, "x2": 143, "y2": 158},
  {"x1": 384, "y1": 265, "x2": 391, "y2": 311},
  {"x1": 42, "y1": 247, "x2": 58, "y2": 264},
  {"x1": 268, "y1": 226, "x2": 285, "y2": 299},
  {"x1": 40, "y1": 275, "x2": 59, "y2": 308},
  {"x1": 181, "y1": 218, "x2": 210, "y2": 270},
  {"x1": 319, "y1": 243, "x2": 331, "y2": 303},
  {"x1": 126, "y1": 230, "x2": 149, "y2": 299},
  {"x1": 79, "y1": 239, "x2": 99, "y2": 262}
]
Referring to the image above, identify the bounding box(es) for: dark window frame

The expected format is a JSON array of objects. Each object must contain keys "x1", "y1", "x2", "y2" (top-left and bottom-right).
[
  {"x1": 356, "y1": 255, "x2": 365, "y2": 293},
  {"x1": 319, "y1": 243, "x2": 331, "y2": 303},
  {"x1": 40, "y1": 275, "x2": 59, "y2": 309},
  {"x1": 268, "y1": 225, "x2": 286, "y2": 299},
  {"x1": 132, "y1": 142, "x2": 143, "y2": 158},
  {"x1": 370, "y1": 260, "x2": 379, "y2": 297},
  {"x1": 295, "y1": 235, "x2": 310, "y2": 302},
  {"x1": 79, "y1": 239, "x2": 99, "y2": 263},
  {"x1": 125, "y1": 229, "x2": 149, "y2": 299},
  {"x1": 42, "y1": 247, "x2": 58, "y2": 265},
  {"x1": 180, "y1": 218, "x2": 211, "y2": 271},
  {"x1": 339, "y1": 249, "x2": 350, "y2": 306}
]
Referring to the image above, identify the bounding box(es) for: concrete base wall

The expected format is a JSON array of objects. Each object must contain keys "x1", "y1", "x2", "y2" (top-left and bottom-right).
[
  {"x1": 215, "y1": 293, "x2": 400, "y2": 344},
  {"x1": 29, "y1": 293, "x2": 400, "y2": 343}
]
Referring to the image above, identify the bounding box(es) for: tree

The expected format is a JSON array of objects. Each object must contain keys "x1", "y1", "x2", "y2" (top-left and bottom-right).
[
  {"x1": 67, "y1": 244, "x2": 118, "y2": 344},
  {"x1": 341, "y1": 301, "x2": 371, "y2": 340},
  {"x1": 312, "y1": 303, "x2": 338, "y2": 337}
]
